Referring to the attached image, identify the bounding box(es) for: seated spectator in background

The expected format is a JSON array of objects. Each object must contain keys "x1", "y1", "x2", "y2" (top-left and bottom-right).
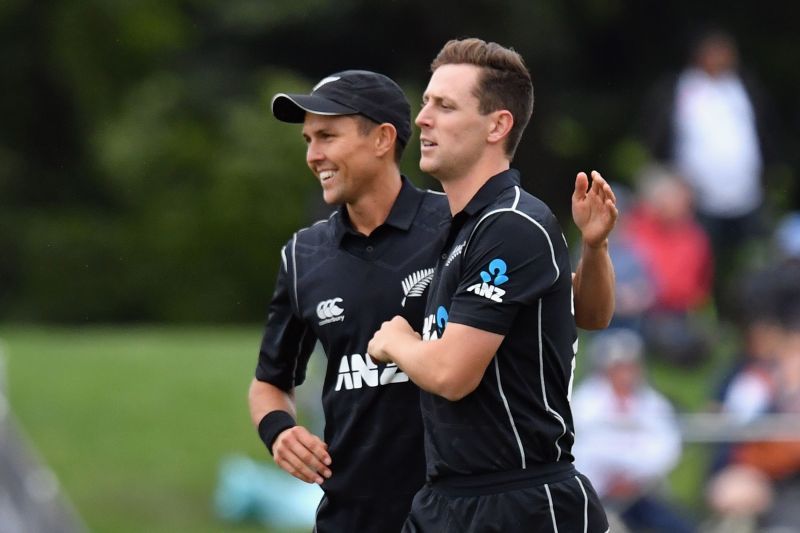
[
  {"x1": 707, "y1": 262, "x2": 785, "y2": 479},
  {"x1": 604, "y1": 184, "x2": 657, "y2": 333},
  {"x1": 712, "y1": 219, "x2": 800, "y2": 431},
  {"x1": 714, "y1": 271, "x2": 783, "y2": 420},
  {"x1": 572, "y1": 328, "x2": 697, "y2": 533},
  {"x1": 707, "y1": 263, "x2": 800, "y2": 531},
  {"x1": 620, "y1": 165, "x2": 714, "y2": 366}
]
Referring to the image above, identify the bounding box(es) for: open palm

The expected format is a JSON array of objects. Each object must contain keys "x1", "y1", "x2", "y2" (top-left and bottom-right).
[{"x1": 572, "y1": 171, "x2": 618, "y2": 247}]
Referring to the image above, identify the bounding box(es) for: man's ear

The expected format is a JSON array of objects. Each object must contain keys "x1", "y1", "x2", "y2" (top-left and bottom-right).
[
  {"x1": 487, "y1": 110, "x2": 514, "y2": 145},
  {"x1": 375, "y1": 123, "x2": 398, "y2": 158}
]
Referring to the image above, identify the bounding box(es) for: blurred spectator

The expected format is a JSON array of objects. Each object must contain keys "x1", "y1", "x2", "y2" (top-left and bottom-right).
[
  {"x1": 619, "y1": 165, "x2": 714, "y2": 366},
  {"x1": 707, "y1": 263, "x2": 785, "y2": 478},
  {"x1": 573, "y1": 328, "x2": 697, "y2": 533},
  {"x1": 706, "y1": 262, "x2": 800, "y2": 531},
  {"x1": 642, "y1": 28, "x2": 778, "y2": 310},
  {"x1": 713, "y1": 241, "x2": 800, "y2": 421},
  {"x1": 604, "y1": 184, "x2": 657, "y2": 333},
  {"x1": 713, "y1": 215, "x2": 800, "y2": 423},
  {"x1": 706, "y1": 464, "x2": 773, "y2": 532},
  {"x1": 774, "y1": 211, "x2": 800, "y2": 262}
]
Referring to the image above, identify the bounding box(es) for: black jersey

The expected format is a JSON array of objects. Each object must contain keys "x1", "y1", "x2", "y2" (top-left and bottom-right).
[
  {"x1": 255, "y1": 177, "x2": 449, "y2": 506},
  {"x1": 420, "y1": 169, "x2": 578, "y2": 481}
]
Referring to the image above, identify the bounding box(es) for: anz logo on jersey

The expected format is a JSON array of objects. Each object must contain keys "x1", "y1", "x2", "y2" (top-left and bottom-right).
[
  {"x1": 422, "y1": 306, "x2": 448, "y2": 341},
  {"x1": 466, "y1": 258, "x2": 509, "y2": 303},
  {"x1": 334, "y1": 353, "x2": 409, "y2": 391}
]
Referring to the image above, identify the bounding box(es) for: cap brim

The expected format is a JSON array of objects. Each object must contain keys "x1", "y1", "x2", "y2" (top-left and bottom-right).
[{"x1": 271, "y1": 93, "x2": 359, "y2": 123}]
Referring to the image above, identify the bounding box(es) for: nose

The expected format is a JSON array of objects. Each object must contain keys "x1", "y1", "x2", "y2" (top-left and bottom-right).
[
  {"x1": 306, "y1": 141, "x2": 324, "y2": 166},
  {"x1": 415, "y1": 104, "x2": 431, "y2": 129}
]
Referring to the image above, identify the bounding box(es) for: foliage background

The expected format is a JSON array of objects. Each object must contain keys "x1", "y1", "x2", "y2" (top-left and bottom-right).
[{"x1": 2, "y1": 0, "x2": 798, "y2": 323}]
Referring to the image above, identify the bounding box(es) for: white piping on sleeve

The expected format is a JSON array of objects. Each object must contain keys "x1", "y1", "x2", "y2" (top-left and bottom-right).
[
  {"x1": 467, "y1": 211, "x2": 559, "y2": 284},
  {"x1": 291, "y1": 233, "x2": 299, "y2": 311}
]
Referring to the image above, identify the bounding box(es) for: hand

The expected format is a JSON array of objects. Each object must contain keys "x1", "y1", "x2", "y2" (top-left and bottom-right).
[
  {"x1": 272, "y1": 425, "x2": 332, "y2": 485},
  {"x1": 572, "y1": 170, "x2": 618, "y2": 248},
  {"x1": 368, "y1": 316, "x2": 419, "y2": 363}
]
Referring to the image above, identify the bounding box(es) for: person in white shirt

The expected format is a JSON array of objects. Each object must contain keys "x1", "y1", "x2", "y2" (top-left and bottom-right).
[
  {"x1": 673, "y1": 31, "x2": 762, "y2": 222},
  {"x1": 572, "y1": 328, "x2": 696, "y2": 533}
]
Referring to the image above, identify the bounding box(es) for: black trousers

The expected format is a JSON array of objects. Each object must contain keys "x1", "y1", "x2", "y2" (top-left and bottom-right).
[
  {"x1": 402, "y1": 466, "x2": 608, "y2": 533},
  {"x1": 314, "y1": 492, "x2": 415, "y2": 533}
]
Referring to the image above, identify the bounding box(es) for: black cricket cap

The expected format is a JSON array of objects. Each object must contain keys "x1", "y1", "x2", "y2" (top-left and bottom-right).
[{"x1": 271, "y1": 70, "x2": 411, "y2": 147}]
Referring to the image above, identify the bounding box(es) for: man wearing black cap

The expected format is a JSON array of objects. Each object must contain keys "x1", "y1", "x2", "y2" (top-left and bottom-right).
[{"x1": 250, "y1": 68, "x2": 617, "y2": 532}]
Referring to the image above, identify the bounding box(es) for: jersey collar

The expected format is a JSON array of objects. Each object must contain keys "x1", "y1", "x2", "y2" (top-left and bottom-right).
[
  {"x1": 332, "y1": 175, "x2": 425, "y2": 243},
  {"x1": 383, "y1": 175, "x2": 425, "y2": 230},
  {"x1": 461, "y1": 168, "x2": 521, "y2": 217}
]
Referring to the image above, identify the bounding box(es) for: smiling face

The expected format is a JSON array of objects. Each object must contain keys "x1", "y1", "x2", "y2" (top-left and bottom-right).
[
  {"x1": 415, "y1": 64, "x2": 494, "y2": 183},
  {"x1": 302, "y1": 114, "x2": 381, "y2": 205}
]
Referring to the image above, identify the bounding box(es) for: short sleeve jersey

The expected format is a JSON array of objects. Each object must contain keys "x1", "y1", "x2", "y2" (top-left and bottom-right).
[
  {"x1": 255, "y1": 177, "x2": 450, "y2": 500},
  {"x1": 420, "y1": 169, "x2": 578, "y2": 480}
]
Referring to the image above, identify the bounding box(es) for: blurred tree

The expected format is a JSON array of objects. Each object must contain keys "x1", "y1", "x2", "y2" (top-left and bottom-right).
[{"x1": 1, "y1": 0, "x2": 797, "y2": 322}]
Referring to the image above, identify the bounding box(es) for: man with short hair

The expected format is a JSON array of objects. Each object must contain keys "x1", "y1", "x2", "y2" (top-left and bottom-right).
[
  {"x1": 368, "y1": 39, "x2": 610, "y2": 531},
  {"x1": 251, "y1": 67, "x2": 615, "y2": 532}
]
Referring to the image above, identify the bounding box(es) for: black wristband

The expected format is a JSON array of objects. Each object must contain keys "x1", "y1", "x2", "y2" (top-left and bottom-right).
[{"x1": 258, "y1": 410, "x2": 296, "y2": 456}]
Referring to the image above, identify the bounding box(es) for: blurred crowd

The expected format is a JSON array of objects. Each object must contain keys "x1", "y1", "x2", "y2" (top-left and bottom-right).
[{"x1": 575, "y1": 28, "x2": 800, "y2": 533}]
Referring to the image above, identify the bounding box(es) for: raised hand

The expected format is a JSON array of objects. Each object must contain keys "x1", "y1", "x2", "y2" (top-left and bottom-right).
[{"x1": 572, "y1": 170, "x2": 618, "y2": 248}]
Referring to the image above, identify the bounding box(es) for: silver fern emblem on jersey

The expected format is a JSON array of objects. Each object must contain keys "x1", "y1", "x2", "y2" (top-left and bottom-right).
[
  {"x1": 401, "y1": 268, "x2": 435, "y2": 307},
  {"x1": 445, "y1": 242, "x2": 466, "y2": 267}
]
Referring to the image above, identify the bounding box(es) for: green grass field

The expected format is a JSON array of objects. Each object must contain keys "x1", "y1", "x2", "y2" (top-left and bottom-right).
[
  {"x1": 0, "y1": 325, "x2": 729, "y2": 531},
  {"x1": 0, "y1": 325, "x2": 316, "y2": 533}
]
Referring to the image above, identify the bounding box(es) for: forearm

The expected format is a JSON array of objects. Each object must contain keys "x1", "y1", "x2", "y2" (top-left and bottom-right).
[
  {"x1": 376, "y1": 323, "x2": 500, "y2": 401},
  {"x1": 573, "y1": 240, "x2": 615, "y2": 330},
  {"x1": 384, "y1": 337, "x2": 464, "y2": 399},
  {"x1": 249, "y1": 379, "x2": 330, "y2": 482},
  {"x1": 248, "y1": 378, "x2": 296, "y2": 427}
]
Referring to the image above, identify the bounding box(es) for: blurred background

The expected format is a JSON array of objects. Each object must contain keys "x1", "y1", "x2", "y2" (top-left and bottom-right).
[{"x1": 1, "y1": 0, "x2": 799, "y2": 532}]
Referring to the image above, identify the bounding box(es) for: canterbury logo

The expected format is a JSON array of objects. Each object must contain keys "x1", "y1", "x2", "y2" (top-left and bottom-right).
[
  {"x1": 316, "y1": 298, "x2": 344, "y2": 325},
  {"x1": 401, "y1": 268, "x2": 435, "y2": 307}
]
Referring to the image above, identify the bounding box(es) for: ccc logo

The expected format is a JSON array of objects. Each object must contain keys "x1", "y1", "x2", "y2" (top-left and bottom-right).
[{"x1": 317, "y1": 298, "x2": 344, "y2": 320}]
